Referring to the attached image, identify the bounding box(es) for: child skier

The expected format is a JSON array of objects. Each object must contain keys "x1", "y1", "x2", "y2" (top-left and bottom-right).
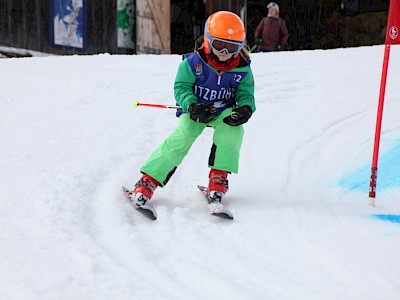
[{"x1": 129, "y1": 11, "x2": 256, "y2": 214}]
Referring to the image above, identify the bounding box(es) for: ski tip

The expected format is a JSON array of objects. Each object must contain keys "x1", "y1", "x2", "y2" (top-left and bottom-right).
[
  {"x1": 212, "y1": 212, "x2": 234, "y2": 220},
  {"x1": 122, "y1": 186, "x2": 157, "y2": 220},
  {"x1": 138, "y1": 206, "x2": 157, "y2": 220},
  {"x1": 122, "y1": 186, "x2": 131, "y2": 198}
]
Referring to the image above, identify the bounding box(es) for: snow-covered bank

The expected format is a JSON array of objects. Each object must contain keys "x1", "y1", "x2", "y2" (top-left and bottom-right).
[
  {"x1": 0, "y1": 45, "x2": 54, "y2": 58},
  {"x1": 1, "y1": 47, "x2": 400, "y2": 300}
]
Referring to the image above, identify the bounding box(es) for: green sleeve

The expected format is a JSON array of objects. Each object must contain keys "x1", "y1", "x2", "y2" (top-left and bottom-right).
[
  {"x1": 174, "y1": 59, "x2": 198, "y2": 112},
  {"x1": 236, "y1": 67, "x2": 256, "y2": 113}
]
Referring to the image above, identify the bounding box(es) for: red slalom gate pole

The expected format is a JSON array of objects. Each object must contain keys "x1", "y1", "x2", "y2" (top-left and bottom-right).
[
  {"x1": 369, "y1": 44, "x2": 391, "y2": 206},
  {"x1": 132, "y1": 101, "x2": 180, "y2": 109}
]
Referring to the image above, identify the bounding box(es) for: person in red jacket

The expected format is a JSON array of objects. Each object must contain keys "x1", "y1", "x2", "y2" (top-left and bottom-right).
[{"x1": 254, "y1": 2, "x2": 288, "y2": 52}]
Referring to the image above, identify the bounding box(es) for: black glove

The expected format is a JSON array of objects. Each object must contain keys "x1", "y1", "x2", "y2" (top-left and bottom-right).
[
  {"x1": 188, "y1": 103, "x2": 216, "y2": 123},
  {"x1": 223, "y1": 106, "x2": 252, "y2": 126}
]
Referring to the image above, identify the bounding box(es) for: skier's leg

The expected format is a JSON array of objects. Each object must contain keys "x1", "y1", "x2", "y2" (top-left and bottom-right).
[
  {"x1": 208, "y1": 108, "x2": 244, "y2": 174},
  {"x1": 140, "y1": 114, "x2": 206, "y2": 186}
]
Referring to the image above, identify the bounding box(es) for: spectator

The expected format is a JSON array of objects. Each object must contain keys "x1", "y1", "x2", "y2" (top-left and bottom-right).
[{"x1": 254, "y1": 2, "x2": 289, "y2": 52}]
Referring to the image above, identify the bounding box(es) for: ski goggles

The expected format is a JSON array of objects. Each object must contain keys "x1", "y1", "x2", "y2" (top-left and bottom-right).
[{"x1": 209, "y1": 37, "x2": 244, "y2": 54}]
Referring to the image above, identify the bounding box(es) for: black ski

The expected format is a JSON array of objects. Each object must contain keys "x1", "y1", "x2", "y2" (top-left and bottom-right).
[
  {"x1": 122, "y1": 186, "x2": 157, "y2": 220},
  {"x1": 198, "y1": 185, "x2": 234, "y2": 220}
]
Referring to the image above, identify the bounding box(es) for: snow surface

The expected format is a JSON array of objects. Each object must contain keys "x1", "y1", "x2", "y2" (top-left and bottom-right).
[{"x1": 1, "y1": 47, "x2": 400, "y2": 300}]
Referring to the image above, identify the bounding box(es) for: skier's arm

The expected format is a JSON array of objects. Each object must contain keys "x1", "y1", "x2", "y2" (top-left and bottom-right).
[
  {"x1": 235, "y1": 68, "x2": 256, "y2": 113},
  {"x1": 279, "y1": 19, "x2": 289, "y2": 45},
  {"x1": 174, "y1": 59, "x2": 198, "y2": 112},
  {"x1": 254, "y1": 19, "x2": 264, "y2": 39}
]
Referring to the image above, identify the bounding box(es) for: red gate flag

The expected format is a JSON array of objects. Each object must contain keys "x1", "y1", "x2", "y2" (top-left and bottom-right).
[
  {"x1": 386, "y1": 0, "x2": 400, "y2": 44},
  {"x1": 369, "y1": 0, "x2": 400, "y2": 205}
]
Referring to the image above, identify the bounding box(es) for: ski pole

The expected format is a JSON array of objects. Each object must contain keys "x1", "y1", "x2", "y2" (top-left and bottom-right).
[
  {"x1": 132, "y1": 100, "x2": 180, "y2": 109},
  {"x1": 250, "y1": 44, "x2": 257, "y2": 53}
]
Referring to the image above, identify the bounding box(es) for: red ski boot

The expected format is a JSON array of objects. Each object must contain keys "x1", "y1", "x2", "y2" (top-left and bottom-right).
[
  {"x1": 131, "y1": 174, "x2": 159, "y2": 207},
  {"x1": 208, "y1": 169, "x2": 229, "y2": 213}
]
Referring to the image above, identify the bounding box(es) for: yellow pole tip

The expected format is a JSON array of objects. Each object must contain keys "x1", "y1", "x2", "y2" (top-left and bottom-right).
[{"x1": 132, "y1": 101, "x2": 140, "y2": 108}]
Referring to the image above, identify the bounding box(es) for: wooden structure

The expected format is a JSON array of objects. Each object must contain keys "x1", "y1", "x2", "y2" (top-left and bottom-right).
[
  {"x1": 0, "y1": 0, "x2": 135, "y2": 55},
  {"x1": 0, "y1": 0, "x2": 247, "y2": 56},
  {"x1": 136, "y1": 0, "x2": 170, "y2": 54}
]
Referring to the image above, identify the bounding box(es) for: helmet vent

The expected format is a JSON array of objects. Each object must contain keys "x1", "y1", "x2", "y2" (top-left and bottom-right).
[{"x1": 228, "y1": 29, "x2": 234, "y2": 34}]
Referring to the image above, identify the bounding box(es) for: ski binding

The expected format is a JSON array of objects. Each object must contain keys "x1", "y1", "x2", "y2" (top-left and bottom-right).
[
  {"x1": 122, "y1": 186, "x2": 157, "y2": 220},
  {"x1": 198, "y1": 185, "x2": 234, "y2": 220}
]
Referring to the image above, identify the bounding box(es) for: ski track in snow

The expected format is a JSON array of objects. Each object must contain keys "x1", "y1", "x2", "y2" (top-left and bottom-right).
[{"x1": 1, "y1": 48, "x2": 400, "y2": 299}]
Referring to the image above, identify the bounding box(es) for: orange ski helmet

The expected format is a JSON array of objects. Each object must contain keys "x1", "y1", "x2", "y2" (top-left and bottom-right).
[{"x1": 204, "y1": 11, "x2": 245, "y2": 54}]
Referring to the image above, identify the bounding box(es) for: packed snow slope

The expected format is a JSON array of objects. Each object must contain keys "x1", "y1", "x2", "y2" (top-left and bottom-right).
[{"x1": 1, "y1": 46, "x2": 400, "y2": 300}]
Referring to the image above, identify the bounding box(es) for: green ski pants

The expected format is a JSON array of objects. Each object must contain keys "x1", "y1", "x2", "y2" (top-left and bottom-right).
[{"x1": 140, "y1": 108, "x2": 244, "y2": 186}]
